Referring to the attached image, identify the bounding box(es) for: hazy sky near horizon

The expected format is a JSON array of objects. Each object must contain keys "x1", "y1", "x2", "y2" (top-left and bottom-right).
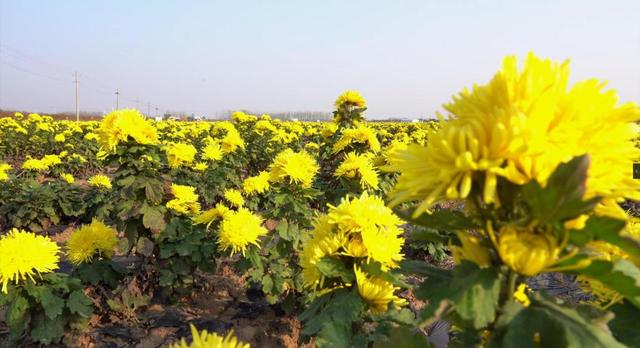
[{"x1": 1, "y1": 0, "x2": 639, "y2": 119}]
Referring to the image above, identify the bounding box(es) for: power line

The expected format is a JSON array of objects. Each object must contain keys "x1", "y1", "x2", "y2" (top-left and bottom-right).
[{"x1": 0, "y1": 59, "x2": 71, "y2": 83}]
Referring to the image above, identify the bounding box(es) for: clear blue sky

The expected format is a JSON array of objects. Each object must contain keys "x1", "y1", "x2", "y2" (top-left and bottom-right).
[{"x1": 1, "y1": 0, "x2": 639, "y2": 119}]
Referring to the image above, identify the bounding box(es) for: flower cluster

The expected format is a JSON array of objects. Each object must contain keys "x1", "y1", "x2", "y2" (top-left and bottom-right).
[
  {"x1": 66, "y1": 219, "x2": 118, "y2": 265},
  {"x1": 300, "y1": 193, "x2": 405, "y2": 313}
]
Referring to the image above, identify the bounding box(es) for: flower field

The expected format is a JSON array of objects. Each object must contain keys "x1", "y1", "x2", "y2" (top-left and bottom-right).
[{"x1": 1, "y1": 53, "x2": 640, "y2": 347}]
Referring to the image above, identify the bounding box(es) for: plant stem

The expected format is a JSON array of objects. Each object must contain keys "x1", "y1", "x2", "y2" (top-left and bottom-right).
[{"x1": 507, "y1": 271, "x2": 518, "y2": 299}]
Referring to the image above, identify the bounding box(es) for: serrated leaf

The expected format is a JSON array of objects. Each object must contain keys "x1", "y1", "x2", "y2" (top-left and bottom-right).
[
  {"x1": 523, "y1": 155, "x2": 601, "y2": 223},
  {"x1": 316, "y1": 321, "x2": 350, "y2": 348},
  {"x1": 490, "y1": 292, "x2": 625, "y2": 348},
  {"x1": 5, "y1": 294, "x2": 29, "y2": 340},
  {"x1": 30, "y1": 313, "x2": 65, "y2": 344},
  {"x1": 452, "y1": 263, "x2": 502, "y2": 328},
  {"x1": 276, "y1": 220, "x2": 290, "y2": 240},
  {"x1": 140, "y1": 204, "x2": 166, "y2": 233},
  {"x1": 67, "y1": 291, "x2": 93, "y2": 317},
  {"x1": 262, "y1": 275, "x2": 274, "y2": 293},
  {"x1": 315, "y1": 257, "x2": 354, "y2": 283},
  {"x1": 38, "y1": 287, "x2": 65, "y2": 320}
]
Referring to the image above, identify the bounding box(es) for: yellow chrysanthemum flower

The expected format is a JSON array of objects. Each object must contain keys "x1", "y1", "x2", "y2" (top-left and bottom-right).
[
  {"x1": 354, "y1": 266, "x2": 405, "y2": 313},
  {"x1": 193, "y1": 203, "x2": 232, "y2": 226},
  {"x1": 254, "y1": 119, "x2": 277, "y2": 135},
  {"x1": 242, "y1": 171, "x2": 271, "y2": 195},
  {"x1": 22, "y1": 158, "x2": 50, "y2": 171},
  {"x1": 493, "y1": 224, "x2": 560, "y2": 277},
  {"x1": 0, "y1": 163, "x2": 11, "y2": 181},
  {"x1": 54, "y1": 133, "x2": 66, "y2": 142},
  {"x1": 166, "y1": 184, "x2": 201, "y2": 215},
  {"x1": 386, "y1": 53, "x2": 640, "y2": 218},
  {"x1": 66, "y1": 219, "x2": 118, "y2": 265},
  {"x1": 333, "y1": 126, "x2": 381, "y2": 154},
  {"x1": 220, "y1": 128, "x2": 245, "y2": 154},
  {"x1": 97, "y1": 109, "x2": 159, "y2": 151},
  {"x1": 300, "y1": 215, "x2": 345, "y2": 288},
  {"x1": 223, "y1": 189, "x2": 245, "y2": 208},
  {"x1": 300, "y1": 193, "x2": 405, "y2": 291},
  {"x1": 217, "y1": 208, "x2": 268, "y2": 255},
  {"x1": 165, "y1": 142, "x2": 197, "y2": 168},
  {"x1": 88, "y1": 174, "x2": 112, "y2": 189},
  {"x1": 0, "y1": 229, "x2": 60, "y2": 293},
  {"x1": 202, "y1": 143, "x2": 223, "y2": 161},
  {"x1": 334, "y1": 152, "x2": 379, "y2": 189},
  {"x1": 61, "y1": 173, "x2": 75, "y2": 184},
  {"x1": 335, "y1": 90, "x2": 367, "y2": 108},
  {"x1": 171, "y1": 323, "x2": 249, "y2": 348},
  {"x1": 269, "y1": 149, "x2": 319, "y2": 189},
  {"x1": 193, "y1": 162, "x2": 208, "y2": 171}
]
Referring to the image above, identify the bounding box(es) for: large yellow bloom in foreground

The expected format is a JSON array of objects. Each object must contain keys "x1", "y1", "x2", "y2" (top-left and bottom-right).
[
  {"x1": 387, "y1": 53, "x2": 640, "y2": 218},
  {"x1": 269, "y1": 149, "x2": 319, "y2": 189},
  {"x1": 97, "y1": 109, "x2": 159, "y2": 151},
  {"x1": 171, "y1": 323, "x2": 249, "y2": 348},
  {"x1": 218, "y1": 208, "x2": 268, "y2": 255},
  {"x1": 66, "y1": 219, "x2": 118, "y2": 265},
  {"x1": 0, "y1": 229, "x2": 60, "y2": 293}
]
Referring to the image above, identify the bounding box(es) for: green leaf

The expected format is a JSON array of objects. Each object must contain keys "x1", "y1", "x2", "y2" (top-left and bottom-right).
[
  {"x1": 5, "y1": 294, "x2": 29, "y2": 341},
  {"x1": 276, "y1": 220, "x2": 290, "y2": 240},
  {"x1": 315, "y1": 257, "x2": 354, "y2": 283},
  {"x1": 523, "y1": 155, "x2": 601, "y2": 223},
  {"x1": 401, "y1": 260, "x2": 453, "y2": 282},
  {"x1": 38, "y1": 287, "x2": 65, "y2": 319},
  {"x1": 262, "y1": 275, "x2": 274, "y2": 293},
  {"x1": 140, "y1": 203, "x2": 166, "y2": 233},
  {"x1": 396, "y1": 208, "x2": 481, "y2": 230},
  {"x1": 30, "y1": 313, "x2": 65, "y2": 344},
  {"x1": 572, "y1": 259, "x2": 640, "y2": 308},
  {"x1": 452, "y1": 263, "x2": 503, "y2": 328},
  {"x1": 608, "y1": 300, "x2": 640, "y2": 347},
  {"x1": 409, "y1": 227, "x2": 453, "y2": 244},
  {"x1": 316, "y1": 321, "x2": 350, "y2": 348},
  {"x1": 67, "y1": 291, "x2": 93, "y2": 317},
  {"x1": 490, "y1": 293, "x2": 625, "y2": 348},
  {"x1": 415, "y1": 262, "x2": 502, "y2": 329}
]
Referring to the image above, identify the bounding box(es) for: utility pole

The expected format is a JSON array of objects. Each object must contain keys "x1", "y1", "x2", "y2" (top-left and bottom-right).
[
  {"x1": 147, "y1": 102, "x2": 151, "y2": 117},
  {"x1": 74, "y1": 72, "x2": 79, "y2": 122},
  {"x1": 115, "y1": 89, "x2": 120, "y2": 109},
  {"x1": 155, "y1": 107, "x2": 159, "y2": 118}
]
